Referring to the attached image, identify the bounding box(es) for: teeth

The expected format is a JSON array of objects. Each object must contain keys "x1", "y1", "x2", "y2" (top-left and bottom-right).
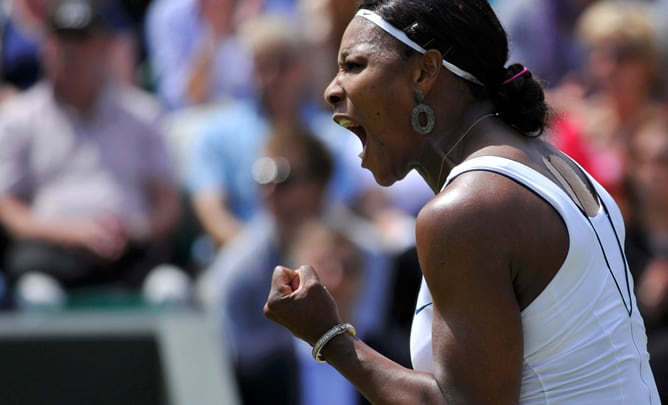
[{"x1": 337, "y1": 118, "x2": 358, "y2": 129}]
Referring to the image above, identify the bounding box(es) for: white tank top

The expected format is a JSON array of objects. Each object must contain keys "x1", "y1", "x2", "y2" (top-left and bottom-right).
[{"x1": 409, "y1": 156, "x2": 660, "y2": 404}]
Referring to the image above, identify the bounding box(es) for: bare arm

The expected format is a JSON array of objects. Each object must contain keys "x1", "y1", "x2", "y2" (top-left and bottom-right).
[
  {"x1": 415, "y1": 182, "x2": 523, "y2": 403},
  {"x1": 191, "y1": 190, "x2": 243, "y2": 247},
  {"x1": 264, "y1": 174, "x2": 524, "y2": 404},
  {"x1": 264, "y1": 265, "x2": 447, "y2": 404},
  {"x1": 0, "y1": 195, "x2": 73, "y2": 243},
  {"x1": 0, "y1": 181, "x2": 180, "y2": 258},
  {"x1": 0, "y1": 195, "x2": 126, "y2": 258},
  {"x1": 185, "y1": 39, "x2": 217, "y2": 105}
]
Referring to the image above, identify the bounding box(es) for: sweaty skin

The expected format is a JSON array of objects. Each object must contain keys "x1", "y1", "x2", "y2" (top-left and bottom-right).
[{"x1": 265, "y1": 15, "x2": 595, "y2": 404}]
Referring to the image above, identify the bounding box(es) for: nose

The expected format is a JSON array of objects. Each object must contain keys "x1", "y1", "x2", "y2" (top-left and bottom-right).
[{"x1": 324, "y1": 76, "x2": 344, "y2": 108}]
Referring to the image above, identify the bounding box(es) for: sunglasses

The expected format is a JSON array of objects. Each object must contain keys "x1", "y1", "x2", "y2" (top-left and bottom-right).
[
  {"x1": 590, "y1": 43, "x2": 649, "y2": 63},
  {"x1": 252, "y1": 156, "x2": 315, "y2": 188}
]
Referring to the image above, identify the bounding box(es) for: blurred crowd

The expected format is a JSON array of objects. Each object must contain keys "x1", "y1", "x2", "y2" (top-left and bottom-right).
[{"x1": 1, "y1": 0, "x2": 668, "y2": 403}]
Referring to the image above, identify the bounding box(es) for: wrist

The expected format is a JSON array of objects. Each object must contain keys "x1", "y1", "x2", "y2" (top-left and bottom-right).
[{"x1": 311, "y1": 323, "x2": 356, "y2": 363}]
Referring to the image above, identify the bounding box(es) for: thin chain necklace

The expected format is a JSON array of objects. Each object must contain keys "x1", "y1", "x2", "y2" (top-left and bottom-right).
[{"x1": 436, "y1": 113, "x2": 497, "y2": 190}]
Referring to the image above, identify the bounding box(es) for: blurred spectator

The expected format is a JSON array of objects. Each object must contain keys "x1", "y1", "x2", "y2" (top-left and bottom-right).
[
  {"x1": 197, "y1": 128, "x2": 336, "y2": 361},
  {"x1": 626, "y1": 117, "x2": 668, "y2": 330},
  {"x1": 647, "y1": 0, "x2": 668, "y2": 91},
  {"x1": 144, "y1": 0, "x2": 258, "y2": 110},
  {"x1": 0, "y1": 0, "x2": 182, "y2": 308},
  {"x1": 297, "y1": 0, "x2": 358, "y2": 106},
  {"x1": 0, "y1": 0, "x2": 54, "y2": 98},
  {"x1": 197, "y1": 129, "x2": 386, "y2": 405},
  {"x1": 184, "y1": 13, "x2": 376, "y2": 252},
  {"x1": 287, "y1": 219, "x2": 369, "y2": 405},
  {"x1": 262, "y1": 0, "x2": 298, "y2": 15},
  {"x1": 1, "y1": 0, "x2": 151, "y2": 103},
  {"x1": 548, "y1": 0, "x2": 664, "y2": 222},
  {"x1": 495, "y1": 0, "x2": 596, "y2": 89},
  {"x1": 625, "y1": 116, "x2": 668, "y2": 402}
]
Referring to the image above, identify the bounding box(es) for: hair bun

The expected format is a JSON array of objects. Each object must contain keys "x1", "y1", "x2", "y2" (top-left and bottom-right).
[
  {"x1": 502, "y1": 64, "x2": 530, "y2": 86},
  {"x1": 492, "y1": 64, "x2": 549, "y2": 135}
]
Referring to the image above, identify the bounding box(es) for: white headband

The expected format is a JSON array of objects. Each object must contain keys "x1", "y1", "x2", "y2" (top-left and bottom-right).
[{"x1": 356, "y1": 9, "x2": 484, "y2": 86}]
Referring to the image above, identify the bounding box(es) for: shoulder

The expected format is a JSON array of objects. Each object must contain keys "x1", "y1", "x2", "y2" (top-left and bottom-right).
[
  {"x1": 418, "y1": 169, "x2": 522, "y2": 236},
  {"x1": 0, "y1": 84, "x2": 51, "y2": 138},
  {"x1": 416, "y1": 169, "x2": 530, "y2": 275},
  {"x1": 196, "y1": 103, "x2": 266, "y2": 148},
  {"x1": 1, "y1": 83, "x2": 49, "y2": 115},
  {"x1": 212, "y1": 219, "x2": 277, "y2": 288},
  {"x1": 146, "y1": 0, "x2": 194, "y2": 24}
]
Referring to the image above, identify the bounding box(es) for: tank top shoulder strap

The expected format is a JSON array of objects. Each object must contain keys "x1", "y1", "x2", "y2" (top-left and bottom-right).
[{"x1": 442, "y1": 156, "x2": 593, "y2": 221}]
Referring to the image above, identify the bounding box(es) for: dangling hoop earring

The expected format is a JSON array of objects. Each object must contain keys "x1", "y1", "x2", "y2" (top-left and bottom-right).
[{"x1": 410, "y1": 89, "x2": 435, "y2": 135}]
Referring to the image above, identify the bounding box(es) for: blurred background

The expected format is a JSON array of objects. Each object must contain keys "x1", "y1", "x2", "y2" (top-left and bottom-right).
[{"x1": 0, "y1": 0, "x2": 667, "y2": 404}]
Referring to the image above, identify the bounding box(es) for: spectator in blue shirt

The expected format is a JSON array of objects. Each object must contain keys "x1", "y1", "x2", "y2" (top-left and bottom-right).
[
  {"x1": 185, "y1": 13, "x2": 377, "y2": 252},
  {"x1": 144, "y1": 0, "x2": 257, "y2": 110}
]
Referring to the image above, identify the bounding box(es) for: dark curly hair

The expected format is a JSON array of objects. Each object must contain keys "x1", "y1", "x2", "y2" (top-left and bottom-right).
[{"x1": 358, "y1": 0, "x2": 550, "y2": 135}]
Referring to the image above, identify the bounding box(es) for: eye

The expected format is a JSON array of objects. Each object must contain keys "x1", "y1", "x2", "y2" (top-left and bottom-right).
[{"x1": 339, "y1": 59, "x2": 364, "y2": 73}]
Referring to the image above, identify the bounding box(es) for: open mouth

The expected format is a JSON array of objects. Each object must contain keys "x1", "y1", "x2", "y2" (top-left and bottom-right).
[{"x1": 335, "y1": 117, "x2": 367, "y2": 159}]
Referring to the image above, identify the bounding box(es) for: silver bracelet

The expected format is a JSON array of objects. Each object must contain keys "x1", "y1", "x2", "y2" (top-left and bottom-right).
[{"x1": 311, "y1": 323, "x2": 356, "y2": 363}]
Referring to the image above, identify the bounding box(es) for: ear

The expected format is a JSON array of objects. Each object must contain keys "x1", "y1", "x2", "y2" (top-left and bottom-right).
[{"x1": 413, "y1": 49, "x2": 442, "y2": 91}]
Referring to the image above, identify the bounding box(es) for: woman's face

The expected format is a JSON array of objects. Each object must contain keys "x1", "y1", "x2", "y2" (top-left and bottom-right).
[
  {"x1": 586, "y1": 39, "x2": 656, "y2": 98},
  {"x1": 324, "y1": 17, "x2": 420, "y2": 186},
  {"x1": 630, "y1": 125, "x2": 668, "y2": 205},
  {"x1": 260, "y1": 147, "x2": 327, "y2": 239}
]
